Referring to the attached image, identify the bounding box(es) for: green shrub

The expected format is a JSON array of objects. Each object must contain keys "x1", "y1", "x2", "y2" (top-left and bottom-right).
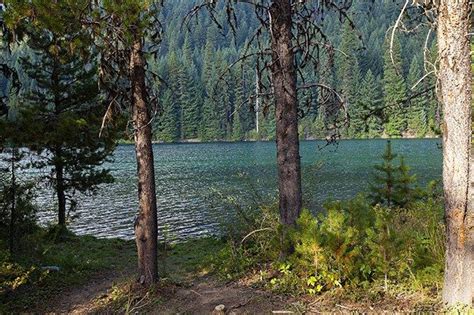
[
  {"x1": 295, "y1": 195, "x2": 444, "y2": 294},
  {"x1": 214, "y1": 191, "x2": 445, "y2": 296}
]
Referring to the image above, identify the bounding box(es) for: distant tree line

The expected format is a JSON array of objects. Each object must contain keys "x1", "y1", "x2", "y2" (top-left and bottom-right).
[
  {"x1": 0, "y1": 0, "x2": 440, "y2": 142},
  {"x1": 149, "y1": 0, "x2": 439, "y2": 142}
]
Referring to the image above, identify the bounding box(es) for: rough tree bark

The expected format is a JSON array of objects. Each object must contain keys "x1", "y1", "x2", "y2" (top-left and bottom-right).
[
  {"x1": 437, "y1": 0, "x2": 473, "y2": 306},
  {"x1": 131, "y1": 38, "x2": 158, "y2": 285},
  {"x1": 269, "y1": 0, "x2": 303, "y2": 230}
]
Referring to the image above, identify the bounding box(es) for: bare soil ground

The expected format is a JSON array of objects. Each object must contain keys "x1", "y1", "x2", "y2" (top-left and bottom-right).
[
  {"x1": 43, "y1": 270, "x2": 135, "y2": 314},
  {"x1": 41, "y1": 272, "x2": 440, "y2": 314}
]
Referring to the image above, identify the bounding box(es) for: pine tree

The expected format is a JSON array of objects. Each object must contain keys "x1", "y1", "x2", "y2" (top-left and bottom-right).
[
  {"x1": 361, "y1": 70, "x2": 383, "y2": 137},
  {"x1": 232, "y1": 72, "x2": 246, "y2": 141},
  {"x1": 18, "y1": 27, "x2": 116, "y2": 228},
  {"x1": 200, "y1": 37, "x2": 221, "y2": 140},
  {"x1": 232, "y1": 108, "x2": 243, "y2": 141},
  {"x1": 200, "y1": 96, "x2": 220, "y2": 141},
  {"x1": 180, "y1": 68, "x2": 201, "y2": 139},
  {"x1": 165, "y1": 52, "x2": 183, "y2": 139},
  {"x1": 158, "y1": 90, "x2": 179, "y2": 142},
  {"x1": 337, "y1": 22, "x2": 360, "y2": 101},
  {"x1": 383, "y1": 36, "x2": 407, "y2": 137},
  {"x1": 393, "y1": 156, "x2": 417, "y2": 207},
  {"x1": 406, "y1": 57, "x2": 428, "y2": 137},
  {"x1": 426, "y1": 41, "x2": 441, "y2": 136},
  {"x1": 369, "y1": 140, "x2": 398, "y2": 206},
  {"x1": 337, "y1": 22, "x2": 361, "y2": 137},
  {"x1": 347, "y1": 66, "x2": 366, "y2": 137},
  {"x1": 369, "y1": 141, "x2": 417, "y2": 207}
]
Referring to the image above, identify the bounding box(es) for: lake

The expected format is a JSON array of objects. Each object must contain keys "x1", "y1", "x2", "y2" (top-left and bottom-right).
[{"x1": 35, "y1": 139, "x2": 442, "y2": 240}]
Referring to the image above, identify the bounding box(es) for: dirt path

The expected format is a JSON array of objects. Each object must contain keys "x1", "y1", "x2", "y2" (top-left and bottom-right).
[
  {"x1": 38, "y1": 273, "x2": 440, "y2": 314},
  {"x1": 154, "y1": 278, "x2": 297, "y2": 314},
  {"x1": 43, "y1": 273, "x2": 298, "y2": 314},
  {"x1": 44, "y1": 270, "x2": 135, "y2": 314}
]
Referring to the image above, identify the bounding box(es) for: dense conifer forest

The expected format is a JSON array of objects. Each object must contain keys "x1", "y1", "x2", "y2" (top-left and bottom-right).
[
  {"x1": 150, "y1": 0, "x2": 439, "y2": 141},
  {"x1": 1, "y1": 0, "x2": 440, "y2": 142}
]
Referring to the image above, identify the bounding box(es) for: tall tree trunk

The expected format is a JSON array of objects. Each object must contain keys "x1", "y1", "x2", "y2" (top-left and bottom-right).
[
  {"x1": 52, "y1": 54, "x2": 67, "y2": 228},
  {"x1": 131, "y1": 38, "x2": 158, "y2": 285},
  {"x1": 269, "y1": 0, "x2": 302, "y2": 231},
  {"x1": 437, "y1": 0, "x2": 473, "y2": 306},
  {"x1": 9, "y1": 148, "x2": 16, "y2": 255},
  {"x1": 55, "y1": 159, "x2": 66, "y2": 227}
]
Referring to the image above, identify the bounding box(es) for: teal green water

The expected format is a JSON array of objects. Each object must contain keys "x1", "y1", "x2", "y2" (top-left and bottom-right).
[{"x1": 37, "y1": 139, "x2": 442, "y2": 240}]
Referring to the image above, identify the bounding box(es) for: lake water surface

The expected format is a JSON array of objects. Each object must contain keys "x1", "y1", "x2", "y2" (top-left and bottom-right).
[{"x1": 36, "y1": 139, "x2": 442, "y2": 240}]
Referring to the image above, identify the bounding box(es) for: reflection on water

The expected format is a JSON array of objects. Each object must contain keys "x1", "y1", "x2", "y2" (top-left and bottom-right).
[{"x1": 34, "y1": 139, "x2": 442, "y2": 240}]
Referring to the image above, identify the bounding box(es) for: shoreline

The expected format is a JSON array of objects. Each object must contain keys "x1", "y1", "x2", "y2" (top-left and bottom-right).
[{"x1": 116, "y1": 136, "x2": 442, "y2": 145}]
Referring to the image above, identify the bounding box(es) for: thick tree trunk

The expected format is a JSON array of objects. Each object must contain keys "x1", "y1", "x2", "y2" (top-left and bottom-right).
[
  {"x1": 269, "y1": 0, "x2": 302, "y2": 229},
  {"x1": 131, "y1": 38, "x2": 158, "y2": 285},
  {"x1": 56, "y1": 161, "x2": 66, "y2": 227},
  {"x1": 437, "y1": 0, "x2": 474, "y2": 306}
]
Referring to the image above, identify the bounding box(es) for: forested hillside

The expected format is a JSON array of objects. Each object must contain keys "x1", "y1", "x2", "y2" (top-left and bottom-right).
[
  {"x1": 151, "y1": 0, "x2": 439, "y2": 142},
  {"x1": 1, "y1": 0, "x2": 439, "y2": 142}
]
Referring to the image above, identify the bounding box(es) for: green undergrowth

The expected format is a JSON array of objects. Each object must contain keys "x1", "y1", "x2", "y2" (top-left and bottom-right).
[
  {"x1": 0, "y1": 226, "x2": 136, "y2": 313},
  {"x1": 212, "y1": 192, "x2": 445, "y2": 308},
  {"x1": 158, "y1": 237, "x2": 224, "y2": 282},
  {"x1": 0, "y1": 219, "x2": 226, "y2": 313}
]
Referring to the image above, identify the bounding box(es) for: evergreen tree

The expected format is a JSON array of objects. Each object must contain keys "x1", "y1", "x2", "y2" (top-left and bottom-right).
[
  {"x1": 200, "y1": 37, "x2": 221, "y2": 140},
  {"x1": 158, "y1": 90, "x2": 179, "y2": 142},
  {"x1": 393, "y1": 156, "x2": 417, "y2": 207},
  {"x1": 361, "y1": 70, "x2": 383, "y2": 137},
  {"x1": 337, "y1": 22, "x2": 361, "y2": 137},
  {"x1": 165, "y1": 52, "x2": 183, "y2": 139},
  {"x1": 200, "y1": 96, "x2": 220, "y2": 141},
  {"x1": 18, "y1": 28, "x2": 116, "y2": 227},
  {"x1": 232, "y1": 72, "x2": 246, "y2": 141},
  {"x1": 426, "y1": 41, "x2": 441, "y2": 136},
  {"x1": 369, "y1": 141, "x2": 417, "y2": 207},
  {"x1": 347, "y1": 66, "x2": 366, "y2": 137},
  {"x1": 180, "y1": 68, "x2": 201, "y2": 139},
  {"x1": 370, "y1": 140, "x2": 398, "y2": 207},
  {"x1": 337, "y1": 22, "x2": 360, "y2": 101},
  {"x1": 382, "y1": 36, "x2": 407, "y2": 137},
  {"x1": 406, "y1": 57, "x2": 428, "y2": 137}
]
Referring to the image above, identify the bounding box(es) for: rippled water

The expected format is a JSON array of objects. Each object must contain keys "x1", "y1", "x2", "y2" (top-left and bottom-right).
[{"x1": 34, "y1": 139, "x2": 442, "y2": 240}]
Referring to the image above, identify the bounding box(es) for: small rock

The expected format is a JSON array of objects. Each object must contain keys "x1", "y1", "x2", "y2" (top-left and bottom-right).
[
  {"x1": 215, "y1": 305, "x2": 225, "y2": 311},
  {"x1": 212, "y1": 304, "x2": 226, "y2": 315}
]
